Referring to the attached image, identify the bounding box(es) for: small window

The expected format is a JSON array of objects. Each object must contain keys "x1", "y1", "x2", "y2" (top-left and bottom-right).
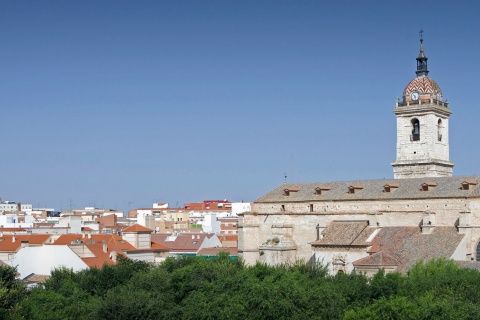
[
  {"x1": 281, "y1": 205, "x2": 285, "y2": 212},
  {"x1": 315, "y1": 186, "x2": 331, "y2": 195},
  {"x1": 383, "y1": 183, "x2": 399, "y2": 193},
  {"x1": 348, "y1": 185, "x2": 363, "y2": 194},
  {"x1": 462, "y1": 180, "x2": 477, "y2": 190},
  {"x1": 421, "y1": 182, "x2": 437, "y2": 191},
  {"x1": 437, "y1": 119, "x2": 443, "y2": 142},
  {"x1": 309, "y1": 204, "x2": 313, "y2": 212}
]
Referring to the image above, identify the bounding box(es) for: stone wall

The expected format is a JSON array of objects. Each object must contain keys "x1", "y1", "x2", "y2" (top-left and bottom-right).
[{"x1": 240, "y1": 197, "x2": 480, "y2": 266}]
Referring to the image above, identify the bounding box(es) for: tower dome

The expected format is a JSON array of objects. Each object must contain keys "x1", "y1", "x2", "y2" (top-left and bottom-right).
[
  {"x1": 403, "y1": 76, "x2": 442, "y2": 101},
  {"x1": 401, "y1": 30, "x2": 445, "y2": 105}
]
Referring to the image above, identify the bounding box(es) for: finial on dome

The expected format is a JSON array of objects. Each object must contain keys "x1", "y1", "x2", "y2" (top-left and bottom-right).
[{"x1": 416, "y1": 29, "x2": 429, "y2": 77}]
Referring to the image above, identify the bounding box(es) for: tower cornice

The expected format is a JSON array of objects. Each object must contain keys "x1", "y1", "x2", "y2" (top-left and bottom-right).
[{"x1": 393, "y1": 104, "x2": 451, "y2": 117}]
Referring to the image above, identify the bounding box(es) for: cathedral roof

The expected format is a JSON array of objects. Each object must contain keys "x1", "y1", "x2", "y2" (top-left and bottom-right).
[
  {"x1": 254, "y1": 176, "x2": 480, "y2": 203},
  {"x1": 352, "y1": 226, "x2": 464, "y2": 273},
  {"x1": 311, "y1": 220, "x2": 374, "y2": 247},
  {"x1": 403, "y1": 76, "x2": 442, "y2": 98}
]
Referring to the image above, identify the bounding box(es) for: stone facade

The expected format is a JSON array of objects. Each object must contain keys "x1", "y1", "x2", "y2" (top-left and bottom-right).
[
  {"x1": 239, "y1": 179, "x2": 480, "y2": 273},
  {"x1": 238, "y1": 37, "x2": 478, "y2": 274},
  {"x1": 392, "y1": 101, "x2": 453, "y2": 179}
]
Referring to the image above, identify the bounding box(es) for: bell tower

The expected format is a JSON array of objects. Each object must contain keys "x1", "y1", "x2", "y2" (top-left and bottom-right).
[{"x1": 392, "y1": 31, "x2": 454, "y2": 179}]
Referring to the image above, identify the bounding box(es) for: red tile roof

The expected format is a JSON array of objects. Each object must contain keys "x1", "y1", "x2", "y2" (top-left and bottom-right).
[
  {"x1": 152, "y1": 233, "x2": 214, "y2": 252},
  {"x1": 218, "y1": 235, "x2": 238, "y2": 242},
  {"x1": 122, "y1": 224, "x2": 153, "y2": 233},
  {"x1": 198, "y1": 247, "x2": 238, "y2": 256},
  {"x1": 356, "y1": 226, "x2": 464, "y2": 273},
  {"x1": 53, "y1": 234, "x2": 87, "y2": 245},
  {"x1": 0, "y1": 228, "x2": 27, "y2": 232},
  {"x1": 0, "y1": 234, "x2": 51, "y2": 252},
  {"x1": 353, "y1": 251, "x2": 400, "y2": 267}
]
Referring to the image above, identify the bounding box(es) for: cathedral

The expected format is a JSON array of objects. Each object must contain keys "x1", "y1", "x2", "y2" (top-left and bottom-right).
[{"x1": 238, "y1": 34, "x2": 480, "y2": 275}]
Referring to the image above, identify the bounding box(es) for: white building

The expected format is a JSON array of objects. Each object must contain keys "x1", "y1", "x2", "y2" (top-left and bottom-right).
[{"x1": 9, "y1": 245, "x2": 89, "y2": 279}]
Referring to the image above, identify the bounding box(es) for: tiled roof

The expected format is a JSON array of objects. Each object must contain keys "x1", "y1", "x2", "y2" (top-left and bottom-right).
[
  {"x1": 218, "y1": 235, "x2": 238, "y2": 242},
  {"x1": 353, "y1": 226, "x2": 464, "y2": 272},
  {"x1": 22, "y1": 274, "x2": 50, "y2": 283},
  {"x1": 151, "y1": 233, "x2": 213, "y2": 252},
  {"x1": 403, "y1": 76, "x2": 442, "y2": 97},
  {"x1": 82, "y1": 243, "x2": 118, "y2": 268},
  {"x1": 456, "y1": 261, "x2": 480, "y2": 271},
  {"x1": 53, "y1": 234, "x2": 87, "y2": 245},
  {"x1": 0, "y1": 228, "x2": 27, "y2": 232},
  {"x1": 0, "y1": 234, "x2": 51, "y2": 252},
  {"x1": 122, "y1": 224, "x2": 153, "y2": 233},
  {"x1": 53, "y1": 234, "x2": 139, "y2": 268},
  {"x1": 198, "y1": 247, "x2": 238, "y2": 256},
  {"x1": 149, "y1": 242, "x2": 171, "y2": 250},
  {"x1": 255, "y1": 176, "x2": 480, "y2": 203},
  {"x1": 312, "y1": 221, "x2": 372, "y2": 246},
  {"x1": 353, "y1": 252, "x2": 401, "y2": 267}
]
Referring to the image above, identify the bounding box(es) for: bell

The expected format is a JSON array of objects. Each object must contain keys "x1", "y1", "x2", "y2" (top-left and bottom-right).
[{"x1": 413, "y1": 123, "x2": 420, "y2": 135}]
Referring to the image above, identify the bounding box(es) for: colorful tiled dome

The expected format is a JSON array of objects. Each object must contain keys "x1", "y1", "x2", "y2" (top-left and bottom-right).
[{"x1": 403, "y1": 76, "x2": 442, "y2": 100}]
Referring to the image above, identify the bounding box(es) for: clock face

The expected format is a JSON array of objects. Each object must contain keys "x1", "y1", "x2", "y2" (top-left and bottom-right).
[{"x1": 411, "y1": 92, "x2": 419, "y2": 101}]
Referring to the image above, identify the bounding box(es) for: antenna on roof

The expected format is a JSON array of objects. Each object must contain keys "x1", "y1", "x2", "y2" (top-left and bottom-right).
[{"x1": 284, "y1": 172, "x2": 287, "y2": 184}]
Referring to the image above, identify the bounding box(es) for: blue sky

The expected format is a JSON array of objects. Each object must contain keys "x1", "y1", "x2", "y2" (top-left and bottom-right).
[{"x1": 1, "y1": 1, "x2": 480, "y2": 211}]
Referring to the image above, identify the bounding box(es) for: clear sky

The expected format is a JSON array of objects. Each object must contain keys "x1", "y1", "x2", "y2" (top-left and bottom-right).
[{"x1": 1, "y1": 1, "x2": 480, "y2": 212}]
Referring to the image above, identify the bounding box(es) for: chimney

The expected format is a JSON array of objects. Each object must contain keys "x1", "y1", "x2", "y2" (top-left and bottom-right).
[
  {"x1": 12, "y1": 235, "x2": 16, "y2": 243},
  {"x1": 421, "y1": 211, "x2": 436, "y2": 234},
  {"x1": 458, "y1": 211, "x2": 471, "y2": 234},
  {"x1": 110, "y1": 250, "x2": 117, "y2": 262},
  {"x1": 102, "y1": 241, "x2": 107, "y2": 253}
]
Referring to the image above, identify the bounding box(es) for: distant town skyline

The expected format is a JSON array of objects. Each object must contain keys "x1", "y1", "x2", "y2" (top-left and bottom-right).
[{"x1": 2, "y1": 1, "x2": 480, "y2": 212}]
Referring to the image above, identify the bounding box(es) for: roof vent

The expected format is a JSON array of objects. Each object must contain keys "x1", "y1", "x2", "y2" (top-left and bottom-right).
[
  {"x1": 283, "y1": 187, "x2": 300, "y2": 196},
  {"x1": 348, "y1": 185, "x2": 363, "y2": 194},
  {"x1": 384, "y1": 183, "x2": 400, "y2": 193},
  {"x1": 421, "y1": 182, "x2": 437, "y2": 192},
  {"x1": 461, "y1": 180, "x2": 477, "y2": 191},
  {"x1": 315, "y1": 186, "x2": 332, "y2": 195}
]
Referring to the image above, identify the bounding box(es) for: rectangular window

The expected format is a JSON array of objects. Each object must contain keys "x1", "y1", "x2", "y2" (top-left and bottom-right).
[
  {"x1": 310, "y1": 204, "x2": 313, "y2": 212},
  {"x1": 281, "y1": 205, "x2": 285, "y2": 211}
]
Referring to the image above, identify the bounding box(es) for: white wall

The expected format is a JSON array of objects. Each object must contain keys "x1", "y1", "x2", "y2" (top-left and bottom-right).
[
  {"x1": 232, "y1": 202, "x2": 251, "y2": 216},
  {"x1": 202, "y1": 214, "x2": 220, "y2": 233},
  {"x1": 58, "y1": 215, "x2": 82, "y2": 233},
  {"x1": 9, "y1": 245, "x2": 88, "y2": 278}
]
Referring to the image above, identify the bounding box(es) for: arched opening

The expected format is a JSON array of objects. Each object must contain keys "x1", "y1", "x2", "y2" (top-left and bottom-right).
[
  {"x1": 411, "y1": 118, "x2": 420, "y2": 141},
  {"x1": 437, "y1": 119, "x2": 443, "y2": 141},
  {"x1": 476, "y1": 240, "x2": 480, "y2": 261}
]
